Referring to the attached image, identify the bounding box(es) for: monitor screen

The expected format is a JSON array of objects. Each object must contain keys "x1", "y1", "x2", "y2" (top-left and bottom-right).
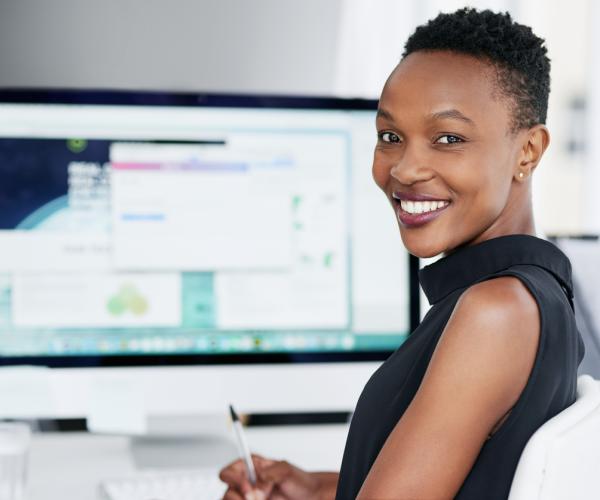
[{"x1": 0, "y1": 91, "x2": 413, "y2": 366}]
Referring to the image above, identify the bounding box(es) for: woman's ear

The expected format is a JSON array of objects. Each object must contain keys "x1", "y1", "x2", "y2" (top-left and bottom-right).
[{"x1": 515, "y1": 125, "x2": 550, "y2": 181}]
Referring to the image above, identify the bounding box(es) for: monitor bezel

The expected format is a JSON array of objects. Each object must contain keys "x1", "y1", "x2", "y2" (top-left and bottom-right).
[{"x1": 0, "y1": 88, "x2": 420, "y2": 368}]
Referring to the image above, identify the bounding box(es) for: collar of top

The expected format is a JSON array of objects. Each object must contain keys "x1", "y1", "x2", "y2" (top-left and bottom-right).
[{"x1": 418, "y1": 234, "x2": 573, "y2": 305}]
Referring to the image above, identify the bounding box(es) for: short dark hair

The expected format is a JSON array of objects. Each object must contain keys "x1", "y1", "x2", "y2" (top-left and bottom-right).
[{"x1": 402, "y1": 8, "x2": 550, "y2": 131}]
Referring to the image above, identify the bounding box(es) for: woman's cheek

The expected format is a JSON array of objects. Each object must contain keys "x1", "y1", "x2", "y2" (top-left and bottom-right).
[
  {"x1": 373, "y1": 167, "x2": 389, "y2": 189},
  {"x1": 372, "y1": 160, "x2": 389, "y2": 191}
]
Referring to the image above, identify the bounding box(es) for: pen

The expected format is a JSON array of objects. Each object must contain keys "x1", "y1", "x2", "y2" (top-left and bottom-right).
[{"x1": 229, "y1": 403, "x2": 257, "y2": 486}]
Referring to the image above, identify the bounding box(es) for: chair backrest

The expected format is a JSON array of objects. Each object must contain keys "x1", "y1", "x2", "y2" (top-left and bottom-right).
[
  {"x1": 508, "y1": 375, "x2": 600, "y2": 500},
  {"x1": 555, "y1": 237, "x2": 600, "y2": 378}
]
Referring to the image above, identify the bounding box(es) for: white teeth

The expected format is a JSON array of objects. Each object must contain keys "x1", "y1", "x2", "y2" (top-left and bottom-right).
[{"x1": 400, "y1": 199, "x2": 448, "y2": 214}]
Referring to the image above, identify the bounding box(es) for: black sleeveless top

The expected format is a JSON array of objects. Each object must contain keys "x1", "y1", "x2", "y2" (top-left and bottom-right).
[{"x1": 335, "y1": 234, "x2": 585, "y2": 499}]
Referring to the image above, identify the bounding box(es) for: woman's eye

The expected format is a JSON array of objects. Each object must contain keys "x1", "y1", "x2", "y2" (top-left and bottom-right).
[
  {"x1": 379, "y1": 132, "x2": 401, "y2": 143},
  {"x1": 435, "y1": 134, "x2": 463, "y2": 144}
]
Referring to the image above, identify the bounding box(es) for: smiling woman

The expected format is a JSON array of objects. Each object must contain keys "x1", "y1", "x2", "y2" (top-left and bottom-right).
[
  {"x1": 372, "y1": 47, "x2": 549, "y2": 258},
  {"x1": 218, "y1": 8, "x2": 585, "y2": 500}
]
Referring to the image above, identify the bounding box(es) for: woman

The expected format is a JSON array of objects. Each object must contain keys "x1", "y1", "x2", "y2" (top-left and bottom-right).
[{"x1": 219, "y1": 8, "x2": 584, "y2": 500}]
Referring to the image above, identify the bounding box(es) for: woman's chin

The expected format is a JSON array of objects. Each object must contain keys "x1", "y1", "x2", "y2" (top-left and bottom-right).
[
  {"x1": 400, "y1": 231, "x2": 446, "y2": 259},
  {"x1": 409, "y1": 248, "x2": 444, "y2": 259}
]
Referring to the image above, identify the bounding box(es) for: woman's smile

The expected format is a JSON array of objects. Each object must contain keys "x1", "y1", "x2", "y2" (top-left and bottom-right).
[{"x1": 392, "y1": 191, "x2": 451, "y2": 228}]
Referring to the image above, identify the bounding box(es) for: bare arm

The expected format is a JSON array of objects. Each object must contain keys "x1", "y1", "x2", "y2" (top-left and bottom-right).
[
  {"x1": 312, "y1": 472, "x2": 339, "y2": 500},
  {"x1": 357, "y1": 276, "x2": 540, "y2": 499}
]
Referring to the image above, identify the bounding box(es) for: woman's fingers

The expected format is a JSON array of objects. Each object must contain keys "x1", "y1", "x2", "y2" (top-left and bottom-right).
[
  {"x1": 221, "y1": 456, "x2": 249, "y2": 473},
  {"x1": 245, "y1": 490, "x2": 268, "y2": 500},
  {"x1": 219, "y1": 454, "x2": 279, "y2": 497},
  {"x1": 222, "y1": 486, "x2": 246, "y2": 500},
  {"x1": 258, "y1": 460, "x2": 294, "y2": 483},
  {"x1": 219, "y1": 461, "x2": 244, "y2": 481},
  {"x1": 223, "y1": 486, "x2": 270, "y2": 500},
  {"x1": 252, "y1": 454, "x2": 276, "y2": 468},
  {"x1": 219, "y1": 460, "x2": 253, "y2": 495}
]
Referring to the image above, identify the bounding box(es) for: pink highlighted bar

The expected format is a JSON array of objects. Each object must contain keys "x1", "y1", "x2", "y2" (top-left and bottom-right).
[
  {"x1": 112, "y1": 162, "x2": 162, "y2": 170},
  {"x1": 112, "y1": 161, "x2": 247, "y2": 172}
]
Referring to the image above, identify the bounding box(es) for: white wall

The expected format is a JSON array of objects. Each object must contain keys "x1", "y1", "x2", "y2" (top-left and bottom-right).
[
  {"x1": 0, "y1": 0, "x2": 342, "y2": 95},
  {"x1": 585, "y1": 0, "x2": 600, "y2": 234},
  {"x1": 517, "y1": 0, "x2": 591, "y2": 236}
]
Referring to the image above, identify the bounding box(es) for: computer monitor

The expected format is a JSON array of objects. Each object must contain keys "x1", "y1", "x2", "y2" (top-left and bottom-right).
[{"x1": 0, "y1": 90, "x2": 418, "y2": 429}]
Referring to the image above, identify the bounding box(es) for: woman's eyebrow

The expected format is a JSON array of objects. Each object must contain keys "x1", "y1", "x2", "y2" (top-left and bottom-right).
[
  {"x1": 376, "y1": 108, "x2": 395, "y2": 121},
  {"x1": 377, "y1": 108, "x2": 474, "y2": 126},
  {"x1": 428, "y1": 109, "x2": 475, "y2": 126}
]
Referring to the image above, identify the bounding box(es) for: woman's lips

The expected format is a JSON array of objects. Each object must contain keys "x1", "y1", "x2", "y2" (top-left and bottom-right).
[{"x1": 394, "y1": 199, "x2": 451, "y2": 227}]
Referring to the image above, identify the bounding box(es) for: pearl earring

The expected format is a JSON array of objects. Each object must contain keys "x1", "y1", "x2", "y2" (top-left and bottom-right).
[{"x1": 519, "y1": 172, "x2": 524, "y2": 179}]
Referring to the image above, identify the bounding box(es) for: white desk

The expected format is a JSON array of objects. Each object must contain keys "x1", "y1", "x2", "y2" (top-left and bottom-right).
[{"x1": 26, "y1": 423, "x2": 350, "y2": 500}]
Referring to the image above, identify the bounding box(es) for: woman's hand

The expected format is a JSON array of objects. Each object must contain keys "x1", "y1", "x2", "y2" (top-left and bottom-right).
[{"x1": 219, "y1": 453, "x2": 336, "y2": 500}]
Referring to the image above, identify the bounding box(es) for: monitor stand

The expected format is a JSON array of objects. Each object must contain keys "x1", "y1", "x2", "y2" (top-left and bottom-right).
[
  {"x1": 130, "y1": 435, "x2": 238, "y2": 469},
  {"x1": 128, "y1": 413, "x2": 239, "y2": 469}
]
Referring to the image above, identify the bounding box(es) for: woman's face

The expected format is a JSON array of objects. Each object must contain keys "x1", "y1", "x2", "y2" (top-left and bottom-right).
[{"x1": 373, "y1": 50, "x2": 532, "y2": 258}]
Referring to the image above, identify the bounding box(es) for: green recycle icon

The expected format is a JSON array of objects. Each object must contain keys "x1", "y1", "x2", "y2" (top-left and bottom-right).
[{"x1": 107, "y1": 284, "x2": 149, "y2": 316}]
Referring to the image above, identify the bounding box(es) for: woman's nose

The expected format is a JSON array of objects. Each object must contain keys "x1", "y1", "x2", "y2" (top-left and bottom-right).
[{"x1": 389, "y1": 146, "x2": 434, "y2": 185}]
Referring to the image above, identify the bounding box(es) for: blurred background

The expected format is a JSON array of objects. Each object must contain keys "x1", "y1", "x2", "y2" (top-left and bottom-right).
[{"x1": 0, "y1": 0, "x2": 596, "y2": 237}]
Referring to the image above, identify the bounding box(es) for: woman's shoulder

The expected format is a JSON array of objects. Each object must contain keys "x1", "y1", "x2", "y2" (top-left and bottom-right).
[
  {"x1": 454, "y1": 275, "x2": 540, "y2": 344},
  {"x1": 460, "y1": 274, "x2": 539, "y2": 315},
  {"x1": 440, "y1": 275, "x2": 541, "y2": 409}
]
